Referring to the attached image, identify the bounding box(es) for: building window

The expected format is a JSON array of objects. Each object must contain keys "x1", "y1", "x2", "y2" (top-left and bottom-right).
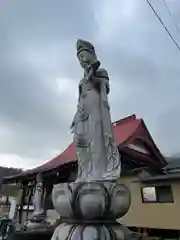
[
  {"x1": 141, "y1": 185, "x2": 173, "y2": 203},
  {"x1": 142, "y1": 187, "x2": 156, "y2": 202}
]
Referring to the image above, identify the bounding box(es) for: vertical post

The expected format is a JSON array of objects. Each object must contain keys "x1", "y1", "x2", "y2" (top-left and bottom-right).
[{"x1": 18, "y1": 183, "x2": 26, "y2": 224}]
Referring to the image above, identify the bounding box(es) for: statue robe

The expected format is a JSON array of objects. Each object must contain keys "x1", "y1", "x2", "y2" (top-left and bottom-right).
[{"x1": 72, "y1": 68, "x2": 121, "y2": 181}]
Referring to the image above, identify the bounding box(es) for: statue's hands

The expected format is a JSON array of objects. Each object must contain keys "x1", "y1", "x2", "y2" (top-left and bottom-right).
[
  {"x1": 92, "y1": 75, "x2": 110, "y2": 93},
  {"x1": 84, "y1": 66, "x2": 94, "y2": 81}
]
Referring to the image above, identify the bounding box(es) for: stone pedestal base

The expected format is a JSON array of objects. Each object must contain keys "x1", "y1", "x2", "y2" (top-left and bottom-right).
[
  {"x1": 24, "y1": 213, "x2": 49, "y2": 232},
  {"x1": 51, "y1": 181, "x2": 140, "y2": 240},
  {"x1": 25, "y1": 220, "x2": 49, "y2": 231}
]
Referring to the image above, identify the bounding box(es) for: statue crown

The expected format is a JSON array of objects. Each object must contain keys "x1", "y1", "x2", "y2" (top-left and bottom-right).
[{"x1": 76, "y1": 39, "x2": 95, "y2": 55}]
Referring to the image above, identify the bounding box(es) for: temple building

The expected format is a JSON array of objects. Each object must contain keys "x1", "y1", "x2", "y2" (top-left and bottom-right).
[
  {"x1": 4, "y1": 114, "x2": 166, "y2": 183},
  {"x1": 4, "y1": 114, "x2": 180, "y2": 238}
]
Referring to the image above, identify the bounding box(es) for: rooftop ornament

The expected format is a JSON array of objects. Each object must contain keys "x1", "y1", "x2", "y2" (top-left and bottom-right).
[{"x1": 51, "y1": 39, "x2": 139, "y2": 240}]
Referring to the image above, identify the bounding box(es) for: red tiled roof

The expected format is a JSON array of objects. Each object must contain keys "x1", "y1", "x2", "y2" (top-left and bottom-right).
[
  {"x1": 4, "y1": 114, "x2": 163, "y2": 181},
  {"x1": 32, "y1": 114, "x2": 141, "y2": 173},
  {"x1": 113, "y1": 114, "x2": 141, "y2": 144}
]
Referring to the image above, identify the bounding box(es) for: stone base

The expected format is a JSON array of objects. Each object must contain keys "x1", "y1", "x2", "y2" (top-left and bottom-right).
[
  {"x1": 23, "y1": 211, "x2": 50, "y2": 232},
  {"x1": 25, "y1": 220, "x2": 49, "y2": 231},
  {"x1": 52, "y1": 222, "x2": 140, "y2": 240},
  {"x1": 52, "y1": 180, "x2": 131, "y2": 221},
  {"x1": 51, "y1": 181, "x2": 139, "y2": 240}
]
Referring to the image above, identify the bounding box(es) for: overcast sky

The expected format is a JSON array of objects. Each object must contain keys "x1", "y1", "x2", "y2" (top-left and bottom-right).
[{"x1": 0, "y1": 0, "x2": 180, "y2": 169}]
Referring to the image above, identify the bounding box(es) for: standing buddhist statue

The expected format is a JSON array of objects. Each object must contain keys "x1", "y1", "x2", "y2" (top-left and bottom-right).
[
  {"x1": 71, "y1": 39, "x2": 121, "y2": 181},
  {"x1": 25, "y1": 173, "x2": 47, "y2": 230},
  {"x1": 51, "y1": 39, "x2": 136, "y2": 240}
]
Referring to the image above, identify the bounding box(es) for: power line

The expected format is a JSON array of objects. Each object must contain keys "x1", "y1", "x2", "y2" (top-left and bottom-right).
[
  {"x1": 161, "y1": 0, "x2": 180, "y2": 35},
  {"x1": 145, "y1": 0, "x2": 180, "y2": 51}
]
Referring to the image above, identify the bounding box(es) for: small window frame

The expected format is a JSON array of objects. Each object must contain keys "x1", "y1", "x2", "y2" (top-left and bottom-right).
[
  {"x1": 141, "y1": 184, "x2": 174, "y2": 204},
  {"x1": 141, "y1": 186, "x2": 157, "y2": 203}
]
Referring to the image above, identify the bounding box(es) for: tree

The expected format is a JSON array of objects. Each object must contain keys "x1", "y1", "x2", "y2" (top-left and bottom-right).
[{"x1": 0, "y1": 167, "x2": 22, "y2": 188}]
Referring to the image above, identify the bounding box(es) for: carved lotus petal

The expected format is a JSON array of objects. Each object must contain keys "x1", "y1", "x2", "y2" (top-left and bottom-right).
[
  {"x1": 52, "y1": 223, "x2": 140, "y2": 240},
  {"x1": 52, "y1": 183, "x2": 73, "y2": 218},
  {"x1": 53, "y1": 224, "x2": 115, "y2": 240},
  {"x1": 51, "y1": 181, "x2": 131, "y2": 221},
  {"x1": 73, "y1": 182, "x2": 108, "y2": 219},
  {"x1": 110, "y1": 184, "x2": 131, "y2": 218}
]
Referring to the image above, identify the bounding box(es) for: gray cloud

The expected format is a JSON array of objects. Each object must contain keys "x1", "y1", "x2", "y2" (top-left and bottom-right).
[{"x1": 0, "y1": 0, "x2": 180, "y2": 168}]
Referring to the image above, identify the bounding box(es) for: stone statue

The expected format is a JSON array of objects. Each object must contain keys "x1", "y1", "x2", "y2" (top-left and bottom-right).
[
  {"x1": 71, "y1": 39, "x2": 121, "y2": 181},
  {"x1": 51, "y1": 39, "x2": 139, "y2": 240},
  {"x1": 31, "y1": 173, "x2": 45, "y2": 219},
  {"x1": 25, "y1": 173, "x2": 48, "y2": 230}
]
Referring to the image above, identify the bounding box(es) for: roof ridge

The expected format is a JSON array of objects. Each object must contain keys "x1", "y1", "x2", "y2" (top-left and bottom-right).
[{"x1": 113, "y1": 114, "x2": 137, "y2": 126}]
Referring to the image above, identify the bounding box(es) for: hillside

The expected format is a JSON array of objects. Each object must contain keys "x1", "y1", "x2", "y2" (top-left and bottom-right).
[{"x1": 0, "y1": 166, "x2": 22, "y2": 187}]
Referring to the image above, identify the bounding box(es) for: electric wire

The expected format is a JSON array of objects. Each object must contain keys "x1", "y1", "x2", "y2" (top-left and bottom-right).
[
  {"x1": 161, "y1": 0, "x2": 180, "y2": 35},
  {"x1": 146, "y1": 0, "x2": 180, "y2": 51}
]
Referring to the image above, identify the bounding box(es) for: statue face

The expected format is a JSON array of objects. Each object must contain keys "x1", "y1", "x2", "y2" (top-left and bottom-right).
[{"x1": 78, "y1": 50, "x2": 95, "y2": 69}]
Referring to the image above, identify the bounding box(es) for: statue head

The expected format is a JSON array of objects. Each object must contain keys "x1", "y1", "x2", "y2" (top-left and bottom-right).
[{"x1": 76, "y1": 39, "x2": 100, "y2": 71}]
